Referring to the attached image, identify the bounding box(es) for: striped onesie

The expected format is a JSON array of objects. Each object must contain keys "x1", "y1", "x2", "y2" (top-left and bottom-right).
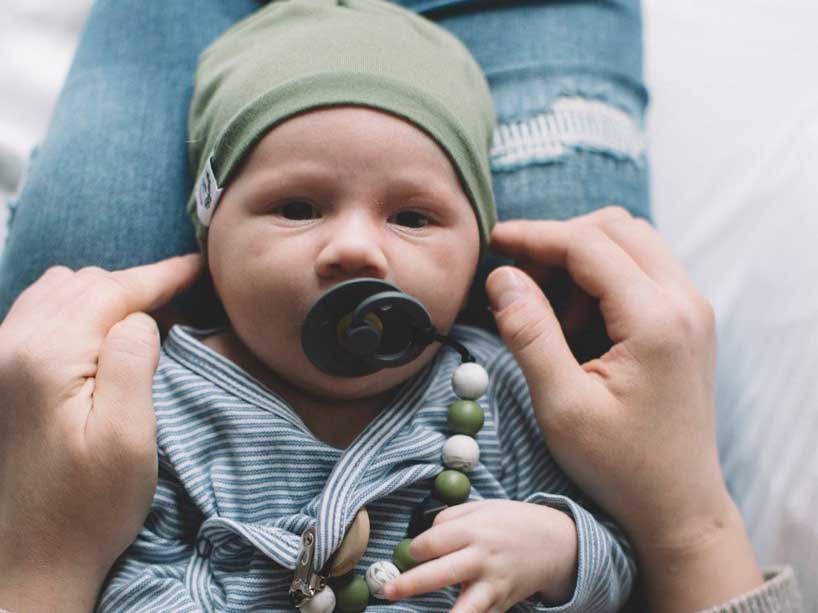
[{"x1": 99, "y1": 324, "x2": 634, "y2": 612}]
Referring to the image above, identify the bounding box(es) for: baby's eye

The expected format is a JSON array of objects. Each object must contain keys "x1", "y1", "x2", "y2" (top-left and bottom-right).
[
  {"x1": 277, "y1": 200, "x2": 320, "y2": 220},
  {"x1": 390, "y1": 210, "x2": 430, "y2": 228}
]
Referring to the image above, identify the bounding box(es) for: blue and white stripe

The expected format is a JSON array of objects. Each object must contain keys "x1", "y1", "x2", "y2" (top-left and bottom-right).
[{"x1": 98, "y1": 325, "x2": 633, "y2": 612}]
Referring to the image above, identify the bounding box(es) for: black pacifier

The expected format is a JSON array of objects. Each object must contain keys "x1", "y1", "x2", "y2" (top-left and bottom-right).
[{"x1": 301, "y1": 278, "x2": 473, "y2": 377}]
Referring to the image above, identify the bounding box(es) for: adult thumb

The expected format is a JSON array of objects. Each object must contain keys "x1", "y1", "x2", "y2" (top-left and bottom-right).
[
  {"x1": 89, "y1": 312, "x2": 160, "y2": 456},
  {"x1": 486, "y1": 267, "x2": 584, "y2": 398}
]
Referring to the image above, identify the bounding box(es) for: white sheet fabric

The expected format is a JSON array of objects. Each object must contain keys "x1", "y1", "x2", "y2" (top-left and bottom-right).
[
  {"x1": 644, "y1": 1, "x2": 818, "y2": 603},
  {"x1": 0, "y1": 0, "x2": 816, "y2": 606}
]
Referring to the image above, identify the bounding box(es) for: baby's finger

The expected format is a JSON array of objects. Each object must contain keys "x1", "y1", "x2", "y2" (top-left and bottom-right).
[
  {"x1": 384, "y1": 547, "x2": 480, "y2": 600},
  {"x1": 450, "y1": 581, "x2": 499, "y2": 613}
]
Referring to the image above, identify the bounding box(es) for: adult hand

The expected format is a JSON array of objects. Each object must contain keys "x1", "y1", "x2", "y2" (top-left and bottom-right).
[
  {"x1": 484, "y1": 207, "x2": 763, "y2": 612},
  {"x1": 0, "y1": 255, "x2": 201, "y2": 613}
]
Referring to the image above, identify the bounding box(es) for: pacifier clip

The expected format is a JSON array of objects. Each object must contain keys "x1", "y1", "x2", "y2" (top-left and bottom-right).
[{"x1": 290, "y1": 279, "x2": 491, "y2": 612}]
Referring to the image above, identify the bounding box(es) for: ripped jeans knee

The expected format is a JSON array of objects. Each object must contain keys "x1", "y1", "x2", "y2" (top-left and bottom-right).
[
  {"x1": 491, "y1": 96, "x2": 646, "y2": 172},
  {"x1": 487, "y1": 76, "x2": 651, "y2": 225}
]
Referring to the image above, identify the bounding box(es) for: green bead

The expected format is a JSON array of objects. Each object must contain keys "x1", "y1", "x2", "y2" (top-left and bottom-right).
[
  {"x1": 332, "y1": 570, "x2": 356, "y2": 587},
  {"x1": 447, "y1": 400, "x2": 484, "y2": 436},
  {"x1": 392, "y1": 538, "x2": 419, "y2": 572},
  {"x1": 335, "y1": 575, "x2": 370, "y2": 613},
  {"x1": 433, "y1": 470, "x2": 471, "y2": 505}
]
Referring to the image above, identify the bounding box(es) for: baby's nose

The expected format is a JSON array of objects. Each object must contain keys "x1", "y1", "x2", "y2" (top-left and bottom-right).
[{"x1": 314, "y1": 220, "x2": 388, "y2": 280}]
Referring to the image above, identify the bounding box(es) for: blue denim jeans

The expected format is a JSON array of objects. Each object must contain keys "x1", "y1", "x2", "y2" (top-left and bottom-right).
[{"x1": 0, "y1": 0, "x2": 649, "y2": 325}]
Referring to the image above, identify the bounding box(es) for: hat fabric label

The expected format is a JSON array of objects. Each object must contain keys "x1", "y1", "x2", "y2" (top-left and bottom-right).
[{"x1": 195, "y1": 155, "x2": 223, "y2": 227}]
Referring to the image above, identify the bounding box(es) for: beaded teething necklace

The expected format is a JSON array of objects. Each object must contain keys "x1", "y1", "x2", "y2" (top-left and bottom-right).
[
  {"x1": 291, "y1": 359, "x2": 488, "y2": 613},
  {"x1": 290, "y1": 278, "x2": 490, "y2": 612}
]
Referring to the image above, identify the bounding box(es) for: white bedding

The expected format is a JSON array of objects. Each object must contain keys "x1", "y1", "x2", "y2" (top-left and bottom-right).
[
  {"x1": 1, "y1": 0, "x2": 816, "y2": 604},
  {"x1": 644, "y1": 2, "x2": 818, "y2": 600}
]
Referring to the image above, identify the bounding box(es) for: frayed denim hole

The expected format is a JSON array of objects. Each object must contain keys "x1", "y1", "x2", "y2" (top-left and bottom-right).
[{"x1": 490, "y1": 97, "x2": 646, "y2": 174}]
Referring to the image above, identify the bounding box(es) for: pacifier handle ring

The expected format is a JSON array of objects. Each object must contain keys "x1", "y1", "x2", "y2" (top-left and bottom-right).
[
  {"x1": 351, "y1": 292, "x2": 475, "y2": 365},
  {"x1": 350, "y1": 291, "x2": 430, "y2": 369}
]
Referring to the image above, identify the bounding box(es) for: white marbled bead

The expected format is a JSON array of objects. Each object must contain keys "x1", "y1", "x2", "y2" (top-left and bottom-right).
[
  {"x1": 365, "y1": 560, "x2": 401, "y2": 599},
  {"x1": 442, "y1": 434, "x2": 480, "y2": 471},
  {"x1": 451, "y1": 362, "x2": 489, "y2": 400},
  {"x1": 298, "y1": 585, "x2": 336, "y2": 613}
]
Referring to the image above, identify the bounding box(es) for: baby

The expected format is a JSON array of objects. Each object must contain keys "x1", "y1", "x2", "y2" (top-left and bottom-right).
[{"x1": 99, "y1": 1, "x2": 634, "y2": 611}]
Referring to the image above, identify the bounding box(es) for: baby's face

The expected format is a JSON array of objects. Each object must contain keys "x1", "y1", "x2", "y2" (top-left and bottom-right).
[{"x1": 207, "y1": 107, "x2": 480, "y2": 401}]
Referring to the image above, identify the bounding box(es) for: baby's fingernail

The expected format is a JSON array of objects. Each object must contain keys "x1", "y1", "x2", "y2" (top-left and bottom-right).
[
  {"x1": 490, "y1": 268, "x2": 527, "y2": 311},
  {"x1": 384, "y1": 583, "x2": 397, "y2": 599}
]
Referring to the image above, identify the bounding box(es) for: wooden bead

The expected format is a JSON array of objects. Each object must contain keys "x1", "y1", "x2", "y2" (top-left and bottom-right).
[
  {"x1": 393, "y1": 538, "x2": 419, "y2": 572},
  {"x1": 327, "y1": 508, "x2": 370, "y2": 577},
  {"x1": 365, "y1": 560, "x2": 401, "y2": 599},
  {"x1": 442, "y1": 435, "x2": 480, "y2": 471},
  {"x1": 433, "y1": 470, "x2": 471, "y2": 505},
  {"x1": 451, "y1": 362, "x2": 489, "y2": 400},
  {"x1": 298, "y1": 585, "x2": 336, "y2": 613},
  {"x1": 447, "y1": 400, "x2": 485, "y2": 436}
]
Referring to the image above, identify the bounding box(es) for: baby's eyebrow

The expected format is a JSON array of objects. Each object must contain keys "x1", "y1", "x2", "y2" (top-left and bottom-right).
[{"x1": 384, "y1": 174, "x2": 461, "y2": 203}]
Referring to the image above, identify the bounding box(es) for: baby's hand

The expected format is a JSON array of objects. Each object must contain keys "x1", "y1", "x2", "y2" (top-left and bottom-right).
[{"x1": 384, "y1": 500, "x2": 577, "y2": 612}]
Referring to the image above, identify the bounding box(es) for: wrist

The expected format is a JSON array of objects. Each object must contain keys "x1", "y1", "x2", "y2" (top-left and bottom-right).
[
  {"x1": 535, "y1": 507, "x2": 578, "y2": 605},
  {"x1": 0, "y1": 545, "x2": 108, "y2": 613},
  {"x1": 633, "y1": 494, "x2": 764, "y2": 613}
]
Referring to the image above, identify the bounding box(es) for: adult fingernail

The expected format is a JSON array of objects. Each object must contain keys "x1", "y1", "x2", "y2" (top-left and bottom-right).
[{"x1": 490, "y1": 268, "x2": 527, "y2": 312}]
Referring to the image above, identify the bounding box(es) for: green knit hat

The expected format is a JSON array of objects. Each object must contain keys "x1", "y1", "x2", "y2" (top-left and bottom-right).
[{"x1": 188, "y1": 0, "x2": 496, "y2": 256}]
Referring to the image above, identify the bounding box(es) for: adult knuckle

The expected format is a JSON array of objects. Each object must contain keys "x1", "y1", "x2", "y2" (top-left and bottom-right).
[
  {"x1": 667, "y1": 300, "x2": 699, "y2": 338},
  {"x1": 600, "y1": 205, "x2": 633, "y2": 222},
  {"x1": 632, "y1": 217, "x2": 654, "y2": 232},
  {"x1": 581, "y1": 205, "x2": 633, "y2": 230},
  {"x1": 77, "y1": 265, "x2": 109, "y2": 278},
  {"x1": 42, "y1": 265, "x2": 73, "y2": 280},
  {"x1": 638, "y1": 298, "x2": 702, "y2": 355},
  {"x1": 570, "y1": 222, "x2": 602, "y2": 244}
]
